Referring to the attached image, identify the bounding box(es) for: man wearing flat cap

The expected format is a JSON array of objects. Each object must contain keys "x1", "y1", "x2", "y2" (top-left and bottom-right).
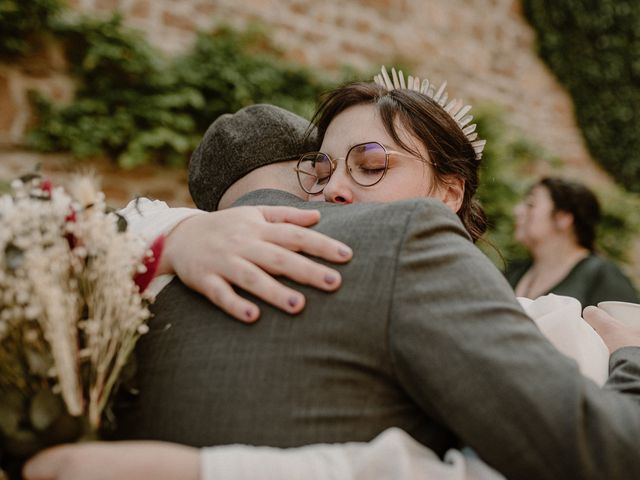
[
  {"x1": 106, "y1": 103, "x2": 640, "y2": 480},
  {"x1": 189, "y1": 104, "x2": 318, "y2": 212}
]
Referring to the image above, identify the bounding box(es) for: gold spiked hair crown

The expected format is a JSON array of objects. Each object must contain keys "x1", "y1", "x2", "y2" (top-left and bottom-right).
[{"x1": 373, "y1": 66, "x2": 486, "y2": 160}]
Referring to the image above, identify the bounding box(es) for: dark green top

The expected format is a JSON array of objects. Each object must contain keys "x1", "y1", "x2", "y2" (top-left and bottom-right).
[{"x1": 505, "y1": 253, "x2": 639, "y2": 307}]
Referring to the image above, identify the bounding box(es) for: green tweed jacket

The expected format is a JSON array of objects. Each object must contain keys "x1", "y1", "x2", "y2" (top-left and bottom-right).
[{"x1": 118, "y1": 190, "x2": 640, "y2": 480}]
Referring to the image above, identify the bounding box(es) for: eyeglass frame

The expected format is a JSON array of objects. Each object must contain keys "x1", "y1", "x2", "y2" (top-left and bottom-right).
[{"x1": 294, "y1": 141, "x2": 430, "y2": 195}]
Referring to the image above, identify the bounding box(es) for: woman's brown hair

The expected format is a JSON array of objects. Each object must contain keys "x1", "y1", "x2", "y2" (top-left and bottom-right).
[{"x1": 538, "y1": 176, "x2": 600, "y2": 251}]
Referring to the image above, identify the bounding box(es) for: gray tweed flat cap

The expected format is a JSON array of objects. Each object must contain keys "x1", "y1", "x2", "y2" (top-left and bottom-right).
[{"x1": 188, "y1": 104, "x2": 318, "y2": 211}]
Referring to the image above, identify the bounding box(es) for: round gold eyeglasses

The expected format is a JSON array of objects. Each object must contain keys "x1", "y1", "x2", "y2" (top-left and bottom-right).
[{"x1": 295, "y1": 141, "x2": 426, "y2": 195}]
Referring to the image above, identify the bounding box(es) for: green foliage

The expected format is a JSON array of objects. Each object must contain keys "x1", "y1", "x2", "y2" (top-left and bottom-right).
[
  {"x1": 175, "y1": 24, "x2": 331, "y2": 132},
  {"x1": 28, "y1": 18, "x2": 332, "y2": 168},
  {"x1": 597, "y1": 188, "x2": 640, "y2": 263},
  {"x1": 0, "y1": 179, "x2": 11, "y2": 194},
  {"x1": 476, "y1": 106, "x2": 640, "y2": 270},
  {"x1": 0, "y1": 0, "x2": 63, "y2": 58},
  {"x1": 523, "y1": 0, "x2": 640, "y2": 192},
  {"x1": 29, "y1": 15, "x2": 204, "y2": 168},
  {"x1": 475, "y1": 106, "x2": 548, "y2": 267}
]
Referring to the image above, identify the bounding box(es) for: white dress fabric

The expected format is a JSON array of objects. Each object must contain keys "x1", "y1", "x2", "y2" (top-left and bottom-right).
[
  {"x1": 201, "y1": 428, "x2": 505, "y2": 480},
  {"x1": 518, "y1": 294, "x2": 609, "y2": 386}
]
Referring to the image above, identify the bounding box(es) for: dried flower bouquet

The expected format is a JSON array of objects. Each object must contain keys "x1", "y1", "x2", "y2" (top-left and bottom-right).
[{"x1": 0, "y1": 174, "x2": 162, "y2": 476}]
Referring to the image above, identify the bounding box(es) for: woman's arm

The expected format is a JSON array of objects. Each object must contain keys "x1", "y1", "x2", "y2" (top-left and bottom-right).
[
  {"x1": 23, "y1": 442, "x2": 199, "y2": 480},
  {"x1": 121, "y1": 198, "x2": 353, "y2": 322},
  {"x1": 22, "y1": 429, "x2": 502, "y2": 480}
]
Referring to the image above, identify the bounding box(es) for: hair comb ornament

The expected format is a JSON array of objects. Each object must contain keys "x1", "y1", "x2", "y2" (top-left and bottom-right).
[{"x1": 373, "y1": 65, "x2": 486, "y2": 160}]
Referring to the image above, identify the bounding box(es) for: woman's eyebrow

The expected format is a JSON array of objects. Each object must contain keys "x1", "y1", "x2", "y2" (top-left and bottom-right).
[{"x1": 347, "y1": 141, "x2": 396, "y2": 151}]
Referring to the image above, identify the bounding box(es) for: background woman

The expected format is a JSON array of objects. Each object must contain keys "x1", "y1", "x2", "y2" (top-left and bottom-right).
[{"x1": 507, "y1": 176, "x2": 638, "y2": 306}]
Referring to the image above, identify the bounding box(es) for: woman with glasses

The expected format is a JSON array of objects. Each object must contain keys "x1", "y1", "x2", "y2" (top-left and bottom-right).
[{"x1": 297, "y1": 74, "x2": 486, "y2": 242}]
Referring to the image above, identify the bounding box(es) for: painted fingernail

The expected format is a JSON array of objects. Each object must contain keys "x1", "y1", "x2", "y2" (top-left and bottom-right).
[
  {"x1": 324, "y1": 274, "x2": 337, "y2": 285},
  {"x1": 245, "y1": 308, "x2": 255, "y2": 320},
  {"x1": 288, "y1": 296, "x2": 300, "y2": 308},
  {"x1": 338, "y1": 247, "x2": 352, "y2": 257}
]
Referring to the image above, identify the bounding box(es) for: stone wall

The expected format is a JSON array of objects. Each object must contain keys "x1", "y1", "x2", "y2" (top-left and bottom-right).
[
  {"x1": 0, "y1": 0, "x2": 612, "y2": 199},
  {"x1": 67, "y1": 0, "x2": 607, "y2": 178},
  {"x1": 0, "y1": 43, "x2": 73, "y2": 146}
]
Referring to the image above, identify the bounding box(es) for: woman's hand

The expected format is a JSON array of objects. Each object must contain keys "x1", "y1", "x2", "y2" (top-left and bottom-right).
[
  {"x1": 158, "y1": 205, "x2": 353, "y2": 322},
  {"x1": 23, "y1": 442, "x2": 199, "y2": 480},
  {"x1": 583, "y1": 306, "x2": 640, "y2": 353}
]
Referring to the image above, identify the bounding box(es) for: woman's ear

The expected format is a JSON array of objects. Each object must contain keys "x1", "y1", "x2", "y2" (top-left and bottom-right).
[
  {"x1": 554, "y1": 210, "x2": 575, "y2": 231},
  {"x1": 438, "y1": 176, "x2": 466, "y2": 213}
]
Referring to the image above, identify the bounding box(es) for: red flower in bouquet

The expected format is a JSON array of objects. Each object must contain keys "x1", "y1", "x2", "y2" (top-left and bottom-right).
[{"x1": 134, "y1": 234, "x2": 165, "y2": 294}]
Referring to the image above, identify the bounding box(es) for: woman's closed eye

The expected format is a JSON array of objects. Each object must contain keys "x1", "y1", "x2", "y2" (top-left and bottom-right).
[{"x1": 352, "y1": 164, "x2": 386, "y2": 176}]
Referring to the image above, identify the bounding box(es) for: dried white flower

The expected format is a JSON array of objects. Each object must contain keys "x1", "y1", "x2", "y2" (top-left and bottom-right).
[
  {"x1": 66, "y1": 172, "x2": 102, "y2": 208},
  {"x1": 0, "y1": 175, "x2": 154, "y2": 434}
]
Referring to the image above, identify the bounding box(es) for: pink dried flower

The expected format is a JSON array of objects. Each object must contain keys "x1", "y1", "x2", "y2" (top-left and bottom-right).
[
  {"x1": 65, "y1": 208, "x2": 78, "y2": 249},
  {"x1": 133, "y1": 234, "x2": 165, "y2": 294},
  {"x1": 40, "y1": 179, "x2": 53, "y2": 195}
]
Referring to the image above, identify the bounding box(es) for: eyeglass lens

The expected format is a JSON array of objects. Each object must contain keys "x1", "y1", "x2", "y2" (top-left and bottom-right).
[
  {"x1": 297, "y1": 153, "x2": 332, "y2": 194},
  {"x1": 296, "y1": 142, "x2": 388, "y2": 194},
  {"x1": 347, "y1": 142, "x2": 387, "y2": 186}
]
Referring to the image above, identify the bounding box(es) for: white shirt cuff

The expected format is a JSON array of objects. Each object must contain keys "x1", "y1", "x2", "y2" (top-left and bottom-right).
[
  {"x1": 199, "y1": 428, "x2": 504, "y2": 480},
  {"x1": 119, "y1": 198, "x2": 205, "y2": 296}
]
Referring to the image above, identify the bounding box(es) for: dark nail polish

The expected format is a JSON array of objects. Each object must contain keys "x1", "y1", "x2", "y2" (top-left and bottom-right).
[
  {"x1": 324, "y1": 274, "x2": 337, "y2": 285},
  {"x1": 288, "y1": 296, "x2": 300, "y2": 308}
]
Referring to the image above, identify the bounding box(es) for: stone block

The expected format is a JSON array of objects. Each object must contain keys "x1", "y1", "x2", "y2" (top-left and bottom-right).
[
  {"x1": 129, "y1": 0, "x2": 151, "y2": 19},
  {"x1": 95, "y1": 0, "x2": 121, "y2": 12},
  {"x1": 162, "y1": 10, "x2": 197, "y2": 31},
  {"x1": 290, "y1": 2, "x2": 308, "y2": 15},
  {"x1": 353, "y1": 18, "x2": 372, "y2": 34},
  {"x1": 284, "y1": 47, "x2": 308, "y2": 64},
  {"x1": 195, "y1": 1, "x2": 218, "y2": 17}
]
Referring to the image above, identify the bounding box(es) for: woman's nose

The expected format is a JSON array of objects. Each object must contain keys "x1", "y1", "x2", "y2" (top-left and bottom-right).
[{"x1": 322, "y1": 168, "x2": 353, "y2": 204}]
